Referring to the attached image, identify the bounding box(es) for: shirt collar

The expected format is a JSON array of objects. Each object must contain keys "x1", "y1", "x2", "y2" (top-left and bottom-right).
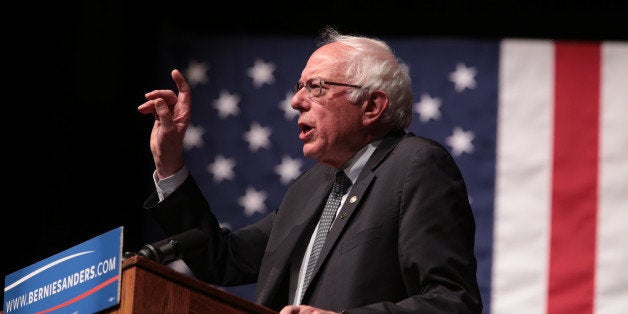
[{"x1": 340, "y1": 140, "x2": 382, "y2": 185}]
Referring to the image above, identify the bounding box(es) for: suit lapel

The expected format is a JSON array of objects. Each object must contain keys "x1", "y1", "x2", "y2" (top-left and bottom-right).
[
  {"x1": 314, "y1": 171, "x2": 374, "y2": 267},
  {"x1": 256, "y1": 167, "x2": 336, "y2": 304}
]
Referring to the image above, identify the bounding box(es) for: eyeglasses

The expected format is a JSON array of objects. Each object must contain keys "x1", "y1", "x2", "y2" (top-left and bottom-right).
[{"x1": 293, "y1": 78, "x2": 362, "y2": 97}]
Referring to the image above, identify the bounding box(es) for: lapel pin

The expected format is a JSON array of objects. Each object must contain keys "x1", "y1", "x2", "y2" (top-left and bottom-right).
[{"x1": 349, "y1": 195, "x2": 357, "y2": 203}]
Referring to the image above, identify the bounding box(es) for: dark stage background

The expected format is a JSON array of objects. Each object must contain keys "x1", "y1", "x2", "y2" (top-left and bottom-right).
[{"x1": 4, "y1": 1, "x2": 626, "y2": 303}]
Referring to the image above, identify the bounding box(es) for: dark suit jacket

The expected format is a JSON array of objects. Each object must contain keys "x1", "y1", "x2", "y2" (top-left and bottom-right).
[{"x1": 144, "y1": 132, "x2": 483, "y2": 313}]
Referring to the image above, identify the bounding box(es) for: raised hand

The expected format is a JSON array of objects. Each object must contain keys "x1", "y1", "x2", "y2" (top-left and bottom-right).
[{"x1": 138, "y1": 69, "x2": 191, "y2": 179}]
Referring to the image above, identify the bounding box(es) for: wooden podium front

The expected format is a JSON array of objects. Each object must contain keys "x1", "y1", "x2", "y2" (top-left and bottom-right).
[{"x1": 103, "y1": 255, "x2": 276, "y2": 313}]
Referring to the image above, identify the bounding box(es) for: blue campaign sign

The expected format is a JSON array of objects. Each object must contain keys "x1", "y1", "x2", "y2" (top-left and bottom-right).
[{"x1": 3, "y1": 226, "x2": 123, "y2": 314}]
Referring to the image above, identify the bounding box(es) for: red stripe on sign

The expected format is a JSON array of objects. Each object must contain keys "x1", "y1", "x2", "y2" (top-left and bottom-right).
[
  {"x1": 548, "y1": 42, "x2": 600, "y2": 314},
  {"x1": 38, "y1": 275, "x2": 119, "y2": 314}
]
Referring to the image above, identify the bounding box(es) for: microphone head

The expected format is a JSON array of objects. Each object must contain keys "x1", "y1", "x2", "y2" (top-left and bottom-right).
[{"x1": 138, "y1": 228, "x2": 209, "y2": 264}]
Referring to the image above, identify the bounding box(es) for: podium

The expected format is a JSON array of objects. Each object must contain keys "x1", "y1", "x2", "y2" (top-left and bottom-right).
[{"x1": 103, "y1": 255, "x2": 277, "y2": 313}]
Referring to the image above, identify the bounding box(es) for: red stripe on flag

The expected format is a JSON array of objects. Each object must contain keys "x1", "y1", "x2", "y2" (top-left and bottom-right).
[{"x1": 548, "y1": 42, "x2": 600, "y2": 314}]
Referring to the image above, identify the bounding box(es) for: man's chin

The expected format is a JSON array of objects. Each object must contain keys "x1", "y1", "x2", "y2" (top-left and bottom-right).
[{"x1": 301, "y1": 144, "x2": 318, "y2": 159}]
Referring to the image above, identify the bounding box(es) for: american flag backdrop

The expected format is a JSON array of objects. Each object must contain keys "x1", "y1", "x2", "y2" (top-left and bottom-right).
[{"x1": 155, "y1": 35, "x2": 628, "y2": 313}]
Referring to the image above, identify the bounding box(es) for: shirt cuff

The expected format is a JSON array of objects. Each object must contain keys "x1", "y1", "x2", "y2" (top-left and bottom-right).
[{"x1": 154, "y1": 166, "x2": 190, "y2": 201}]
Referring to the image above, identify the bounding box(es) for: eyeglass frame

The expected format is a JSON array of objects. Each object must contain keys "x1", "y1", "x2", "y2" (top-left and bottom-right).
[{"x1": 293, "y1": 78, "x2": 362, "y2": 97}]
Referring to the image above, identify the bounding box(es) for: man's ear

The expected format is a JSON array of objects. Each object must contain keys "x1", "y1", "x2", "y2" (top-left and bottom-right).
[{"x1": 362, "y1": 90, "x2": 389, "y2": 126}]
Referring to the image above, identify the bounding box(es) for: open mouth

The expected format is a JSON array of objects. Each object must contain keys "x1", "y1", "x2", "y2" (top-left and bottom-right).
[{"x1": 298, "y1": 122, "x2": 314, "y2": 139}]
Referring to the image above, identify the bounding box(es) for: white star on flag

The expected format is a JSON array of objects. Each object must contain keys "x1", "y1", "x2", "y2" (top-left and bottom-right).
[
  {"x1": 185, "y1": 60, "x2": 209, "y2": 87},
  {"x1": 183, "y1": 124, "x2": 205, "y2": 150},
  {"x1": 414, "y1": 93, "x2": 442, "y2": 123},
  {"x1": 280, "y1": 92, "x2": 298, "y2": 120},
  {"x1": 247, "y1": 58, "x2": 276, "y2": 88},
  {"x1": 449, "y1": 62, "x2": 477, "y2": 92},
  {"x1": 446, "y1": 126, "x2": 475, "y2": 156},
  {"x1": 207, "y1": 155, "x2": 236, "y2": 183},
  {"x1": 213, "y1": 90, "x2": 241, "y2": 118},
  {"x1": 275, "y1": 155, "x2": 303, "y2": 185},
  {"x1": 243, "y1": 122, "x2": 272, "y2": 152},
  {"x1": 238, "y1": 187, "x2": 268, "y2": 216}
]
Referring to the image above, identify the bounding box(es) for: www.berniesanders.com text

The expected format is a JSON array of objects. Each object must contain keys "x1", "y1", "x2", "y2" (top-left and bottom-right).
[{"x1": 4, "y1": 257, "x2": 117, "y2": 313}]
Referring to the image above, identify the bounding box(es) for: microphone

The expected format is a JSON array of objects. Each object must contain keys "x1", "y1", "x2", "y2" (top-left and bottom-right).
[{"x1": 137, "y1": 228, "x2": 209, "y2": 264}]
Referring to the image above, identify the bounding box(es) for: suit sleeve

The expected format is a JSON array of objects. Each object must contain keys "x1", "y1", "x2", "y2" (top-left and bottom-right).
[
  {"x1": 144, "y1": 174, "x2": 275, "y2": 286},
  {"x1": 406, "y1": 141, "x2": 481, "y2": 311}
]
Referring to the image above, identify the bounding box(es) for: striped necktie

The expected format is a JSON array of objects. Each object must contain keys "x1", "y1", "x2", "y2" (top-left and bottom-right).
[{"x1": 300, "y1": 171, "x2": 351, "y2": 302}]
